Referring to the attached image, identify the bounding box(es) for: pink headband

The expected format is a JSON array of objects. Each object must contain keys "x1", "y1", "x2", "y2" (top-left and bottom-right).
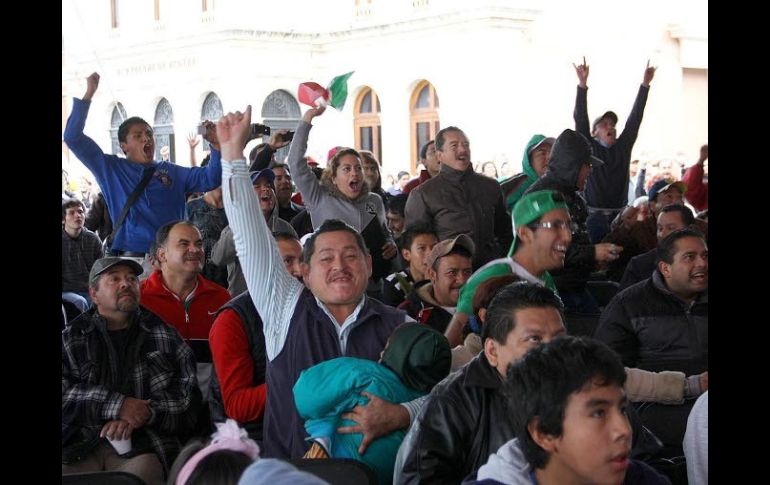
[{"x1": 176, "y1": 419, "x2": 260, "y2": 485}]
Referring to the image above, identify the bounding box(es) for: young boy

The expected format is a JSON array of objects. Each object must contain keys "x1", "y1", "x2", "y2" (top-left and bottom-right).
[
  {"x1": 382, "y1": 225, "x2": 438, "y2": 307},
  {"x1": 293, "y1": 323, "x2": 451, "y2": 484},
  {"x1": 474, "y1": 336, "x2": 670, "y2": 485}
]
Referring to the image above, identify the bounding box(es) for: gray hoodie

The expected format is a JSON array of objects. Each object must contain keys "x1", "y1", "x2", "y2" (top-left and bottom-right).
[{"x1": 474, "y1": 438, "x2": 532, "y2": 485}]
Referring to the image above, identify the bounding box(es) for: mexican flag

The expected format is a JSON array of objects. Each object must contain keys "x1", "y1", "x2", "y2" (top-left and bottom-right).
[{"x1": 298, "y1": 71, "x2": 354, "y2": 110}]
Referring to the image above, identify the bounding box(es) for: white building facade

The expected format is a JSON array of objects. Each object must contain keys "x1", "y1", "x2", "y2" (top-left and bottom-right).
[{"x1": 62, "y1": 0, "x2": 707, "y2": 181}]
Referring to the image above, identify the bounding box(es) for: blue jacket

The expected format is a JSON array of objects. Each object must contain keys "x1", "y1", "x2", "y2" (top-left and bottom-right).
[
  {"x1": 63, "y1": 98, "x2": 222, "y2": 253},
  {"x1": 294, "y1": 357, "x2": 423, "y2": 485}
]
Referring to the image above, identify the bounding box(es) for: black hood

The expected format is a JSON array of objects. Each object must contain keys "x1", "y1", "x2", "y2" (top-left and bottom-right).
[{"x1": 544, "y1": 129, "x2": 604, "y2": 189}]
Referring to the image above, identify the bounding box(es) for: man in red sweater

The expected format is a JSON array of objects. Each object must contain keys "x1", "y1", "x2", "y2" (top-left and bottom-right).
[
  {"x1": 140, "y1": 220, "x2": 231, "y2": 340},
  {"x1": 208, "y1": 231, "x2": 304, "y2": 441}
]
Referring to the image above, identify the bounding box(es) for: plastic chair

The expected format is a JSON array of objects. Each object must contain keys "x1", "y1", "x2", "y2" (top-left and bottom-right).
[{"x1": 62, "y1": 471, "x2": 147, "y2": 484}]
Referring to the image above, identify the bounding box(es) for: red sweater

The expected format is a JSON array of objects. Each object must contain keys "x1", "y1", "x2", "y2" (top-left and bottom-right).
[
  {"x1": 682, "y1": 163, "x2": 708, "y2": 211},
  {"x1": 403, "y1": 169, "x2": 432, "y2": 195},
  {"x1": 140, "y1": 270, "x2": 231, "y2": 339},
  {"x1": 208, "y1": 308, "x2": 267, "y2": 422}
]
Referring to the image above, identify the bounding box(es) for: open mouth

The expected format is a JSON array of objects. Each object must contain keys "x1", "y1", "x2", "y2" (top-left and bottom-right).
[
  {"x1": 690, "y1": 271, "x2": 707, "y2": 282},
  {"x1": 144, "y1": 144, "x2": 154, "y2": 159}
]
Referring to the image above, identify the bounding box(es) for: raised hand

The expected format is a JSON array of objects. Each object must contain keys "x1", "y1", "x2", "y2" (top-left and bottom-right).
[
  {"x1": 302, "y1": 105, "x2": 327, "y2": 124},
  {"x1": 698, "y1": 144, "x2": 708, "y2": 164},
  {"x1": 83, "y1": 72, "x2": 100, "y2": 101},
  {"x1": 642, "y1": 59, "x2": 656, "y2": 87},
  {"x1": 187, "y1": 132, "x2": 200, "y2": 149},
  {"x1": 573, "y1": 56, "x2": 589, "y2": 88},
  {"x1": 200, "y1": 120, "x2": 220, "y2": 151},
  {"x1": 268, "y1": 129, "x2": 291, "y2": 150},
  {"x1": 216, "y1": 105, "x2": 253, "y2": 162}
]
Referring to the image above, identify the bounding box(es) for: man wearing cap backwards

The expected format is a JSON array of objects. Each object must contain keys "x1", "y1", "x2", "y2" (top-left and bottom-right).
[
  {"x1": 499, "y1": 135, "x2": 555, "y2": 214},
  {"x1": 62, "y1": 257, "x2": 200, "y2": 484},
  {"x1": 444, "y1": 189, "x2": 573, "y2": 346},
  {"x1": 573, "y1": 57, "x2": 656, "y2": 243},
  {"x1": 211, "y1": 169, "x2": 297, "y2": 296},
  {"x1": 405, "y1": 126, "x2": 512, "y2": 269},
  {"x1": 215, "y1": 105, "x2": 425, "y2": 460},
  {"x1": 524, "y1": 129, "x2": 622, "y2": 314},
  {"x1": 398, "y1": 235, "x2": 475, "y2": 334}
]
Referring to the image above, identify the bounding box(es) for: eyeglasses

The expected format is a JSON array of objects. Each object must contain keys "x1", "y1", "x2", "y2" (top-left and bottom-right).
[{"x1": 528, "y1": 221, "x2": 579, "y2": 234}]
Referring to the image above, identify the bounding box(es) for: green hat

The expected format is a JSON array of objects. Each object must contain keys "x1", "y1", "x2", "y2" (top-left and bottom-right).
[
  {"x1": 509, "y1": 190, "x2": 569, "y2": 255},
  {"x1": 380, "y1": 323, "x2": 451, "y2": 393}
]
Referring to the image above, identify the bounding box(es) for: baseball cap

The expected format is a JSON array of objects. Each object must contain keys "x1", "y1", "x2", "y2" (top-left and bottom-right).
[
  {"x1": 89, "y1": 257, "x2": 143, "y2": 287},
  {"x1": 426, "y1": 234, "x2": 476, "y2": 269},
  {"x1": 648, "y1": 179, "x2": 687, "y2": 202},
  {"x1": 510, "y1": 190, "x2": 570, "y2": 254},
  {"x1": 250, "y1": 169, "x2": 276, "y2": 187},
  {"x1": 592, "y1": 110, "x2": 618, "y2": 131},
  {"x1": 528, "y1": 136, "x2": 556, "y2": 155}
]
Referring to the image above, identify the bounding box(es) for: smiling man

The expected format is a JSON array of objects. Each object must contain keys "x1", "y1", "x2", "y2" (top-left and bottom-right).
[
  {"x1": 63, "y1": 72, "x2": 223, "y2": 259},
  {"x1": 405, "y1": 126, "x2": 512, "y2": 269},
  {"x1": 217, "y1": 106, "x2": 419, "y2": 460},
  {"x1": 140, "y1": 220, "x2": 230, "y2": 340}
]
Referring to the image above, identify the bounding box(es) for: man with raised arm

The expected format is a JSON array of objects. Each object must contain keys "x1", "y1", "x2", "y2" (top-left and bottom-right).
[
  {"x1": 62, "y1": 72, "x2": 223, "y2": 261},
  {"x1": 217, "y1": 106, "x2": 420, "y2": 459},
  {"x1": 573, "y1": 57, "x2": 655, "y2": 243}
]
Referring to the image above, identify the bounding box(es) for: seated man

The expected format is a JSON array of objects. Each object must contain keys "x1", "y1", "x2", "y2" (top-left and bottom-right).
[
  {"x1": 445, "y1": 190, "x2": 572, "y2": 347},
  {"x1": 62, "y1": 198, "x2": 103, "y2": 313},
  {"x1": 217, "y1": 105, "x2": 418, "y2": 459},
  {"x1": 294, "y1": 323, "x2": 451, "y2": 484},
  {"x1": 140, "y1": 220, "x2": 231, "y2": 340},
  {"x1": 596, "y1": 227, "x2": 708, "y2": 374},
  {"x1": 474, "y1": 336, "x2": 669, "y2": 485},
  {"x1": 208, "y1": 230, "x2": 304, "y2": 442},
  {"x1": 619, "y1": 204, "x2": 694, "y2": 290},
  {"x1": 62, "y1": 258, "x2": 200, "y2": 484},
  {"x1": 398, "y1": 235, "x2": 474, "y2": 333},
  {"x1": 382, "y1": 225, "x2": 438, "y2": 307},
  {"x1": 397, "y1": 282, "x2": 566, "y2": 484}
]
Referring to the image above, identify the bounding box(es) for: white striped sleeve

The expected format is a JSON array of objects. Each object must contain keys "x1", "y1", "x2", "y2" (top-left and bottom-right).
[{"x1": 221, "y1": 160, "x2": 303, "y2": 361}]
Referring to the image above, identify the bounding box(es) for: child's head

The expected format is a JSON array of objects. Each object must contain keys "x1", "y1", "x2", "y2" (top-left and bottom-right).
[
  {"x1": 170, "y1": 420, "x2": 260, "y2": 485},
  {"x1": 380, "y1": 323, "x2": 451, "y2": 393},
  {"x1": 398, "y1": 224, "x2": 438, "y2": 281},
  {"x1": 506, "y1": 336, "x2": 631, "y2": 485}
]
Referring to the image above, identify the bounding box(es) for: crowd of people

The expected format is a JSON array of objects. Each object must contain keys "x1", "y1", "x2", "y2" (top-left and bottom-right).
[{"x1": 62, "y1": 60, "x2": 708, "y2": 485}]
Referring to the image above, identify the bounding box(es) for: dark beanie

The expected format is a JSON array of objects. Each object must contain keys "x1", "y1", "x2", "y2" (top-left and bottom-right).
[{"x1": 381, "y1": 323, "x2": 452, "y2": 393}]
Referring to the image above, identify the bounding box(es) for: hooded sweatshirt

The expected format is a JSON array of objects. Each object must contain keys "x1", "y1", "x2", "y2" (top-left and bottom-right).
[
  {"x1": 524, "y1": 135, "x2": 596, "y2": 292},
  {"x1": 500, "y1": 134, "x2": 547, "y2": 213}
]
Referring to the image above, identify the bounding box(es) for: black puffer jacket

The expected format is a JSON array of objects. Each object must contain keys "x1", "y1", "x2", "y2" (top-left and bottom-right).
[
  {"x1": 525, "y1": 131, "x2": 596, "y2": 292},
  {"x1": 399, "y1": 353, "x2": 513, "y2": 484},
  {"x1": 595, "y1": 270, "x2": 708, "y2": 375}
]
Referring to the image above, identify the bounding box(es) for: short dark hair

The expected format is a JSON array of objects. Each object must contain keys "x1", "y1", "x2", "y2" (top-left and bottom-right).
[
  {"x1": 386, "y1": 193, "x2": 408, "y2": 217},
  {"x1": 435, "y1": 126, "x2": 465, "y2": 151},
  {"x1": 273, "y1": 231, "x2": 300, "y2": 244},
  {"x1": 62, "y1": 198, "x2": 85, "y2": 218},
  {"x1": 117, "y1": 116, "x2": 150, "y2": 144},
  {"x1": 420, "y1": 140, "x2": 435, "y2": 160},
  {"x1": 506, "y1": 336, "x2": 627, "y2": 470},
  {"x1": 303, "y1": 219, "x2": 369, "y2": 264},
  {"x1": 656, "y1": 227, "x2": 705, "y2": 265},
  {"x1": 659, "y1": 203, "x2": 695, "y2": 226},
  {"x1": 271, "y1": 162, "x2": 291, "y2": 175},
  {"x1": 481, "y1": 282, "x2": 564, "y2": 344},
  {"x1": 397, "y1": 171, "x2": 410, "y2": 179},
  {"x1": 154, "y1": 220, "x2": 198, "y2": 256},
  {"x1": 399, "y1": 223, "x2": 437, "y2": 252}
]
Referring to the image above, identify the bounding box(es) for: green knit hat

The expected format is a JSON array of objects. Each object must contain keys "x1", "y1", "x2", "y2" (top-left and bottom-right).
[
  {"x1": 381, "y1": 323, "x2": 451, "y2": 393},
  {"x1": 509, "y1": 190, "x2": 569, "y2": 255}
]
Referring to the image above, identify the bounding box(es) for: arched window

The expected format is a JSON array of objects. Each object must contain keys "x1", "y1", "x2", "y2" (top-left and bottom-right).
[
  {"x1": 201, "y1": 92, "x2": 223, "y2": 151},
  {"x1": 109, "y1": 103, "x2": 127, "y2": 155},
  {"x1": 409, "y1": 81, "x2": 440, "y2": 173},
  {"x1": 154, "y1": 98, "x2": 175, "y2": 162},
  {"x1": 354, "y1": 87, "x2": 382, "y2": 163},
  {"x1": 261, "y1": 90, "x2": 301, "y2": 163}
]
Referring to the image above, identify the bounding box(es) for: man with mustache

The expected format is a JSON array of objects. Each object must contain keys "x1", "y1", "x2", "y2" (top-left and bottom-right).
[
  {"x1": 216, "y1": 106, "x2": 419, "y2": 460},
  {"x1": 140, "y1": 221, "x2": 230, "y2": 340},
  {"x1": 62, "y1": 257, "x2": 200, "y2": 484}
]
